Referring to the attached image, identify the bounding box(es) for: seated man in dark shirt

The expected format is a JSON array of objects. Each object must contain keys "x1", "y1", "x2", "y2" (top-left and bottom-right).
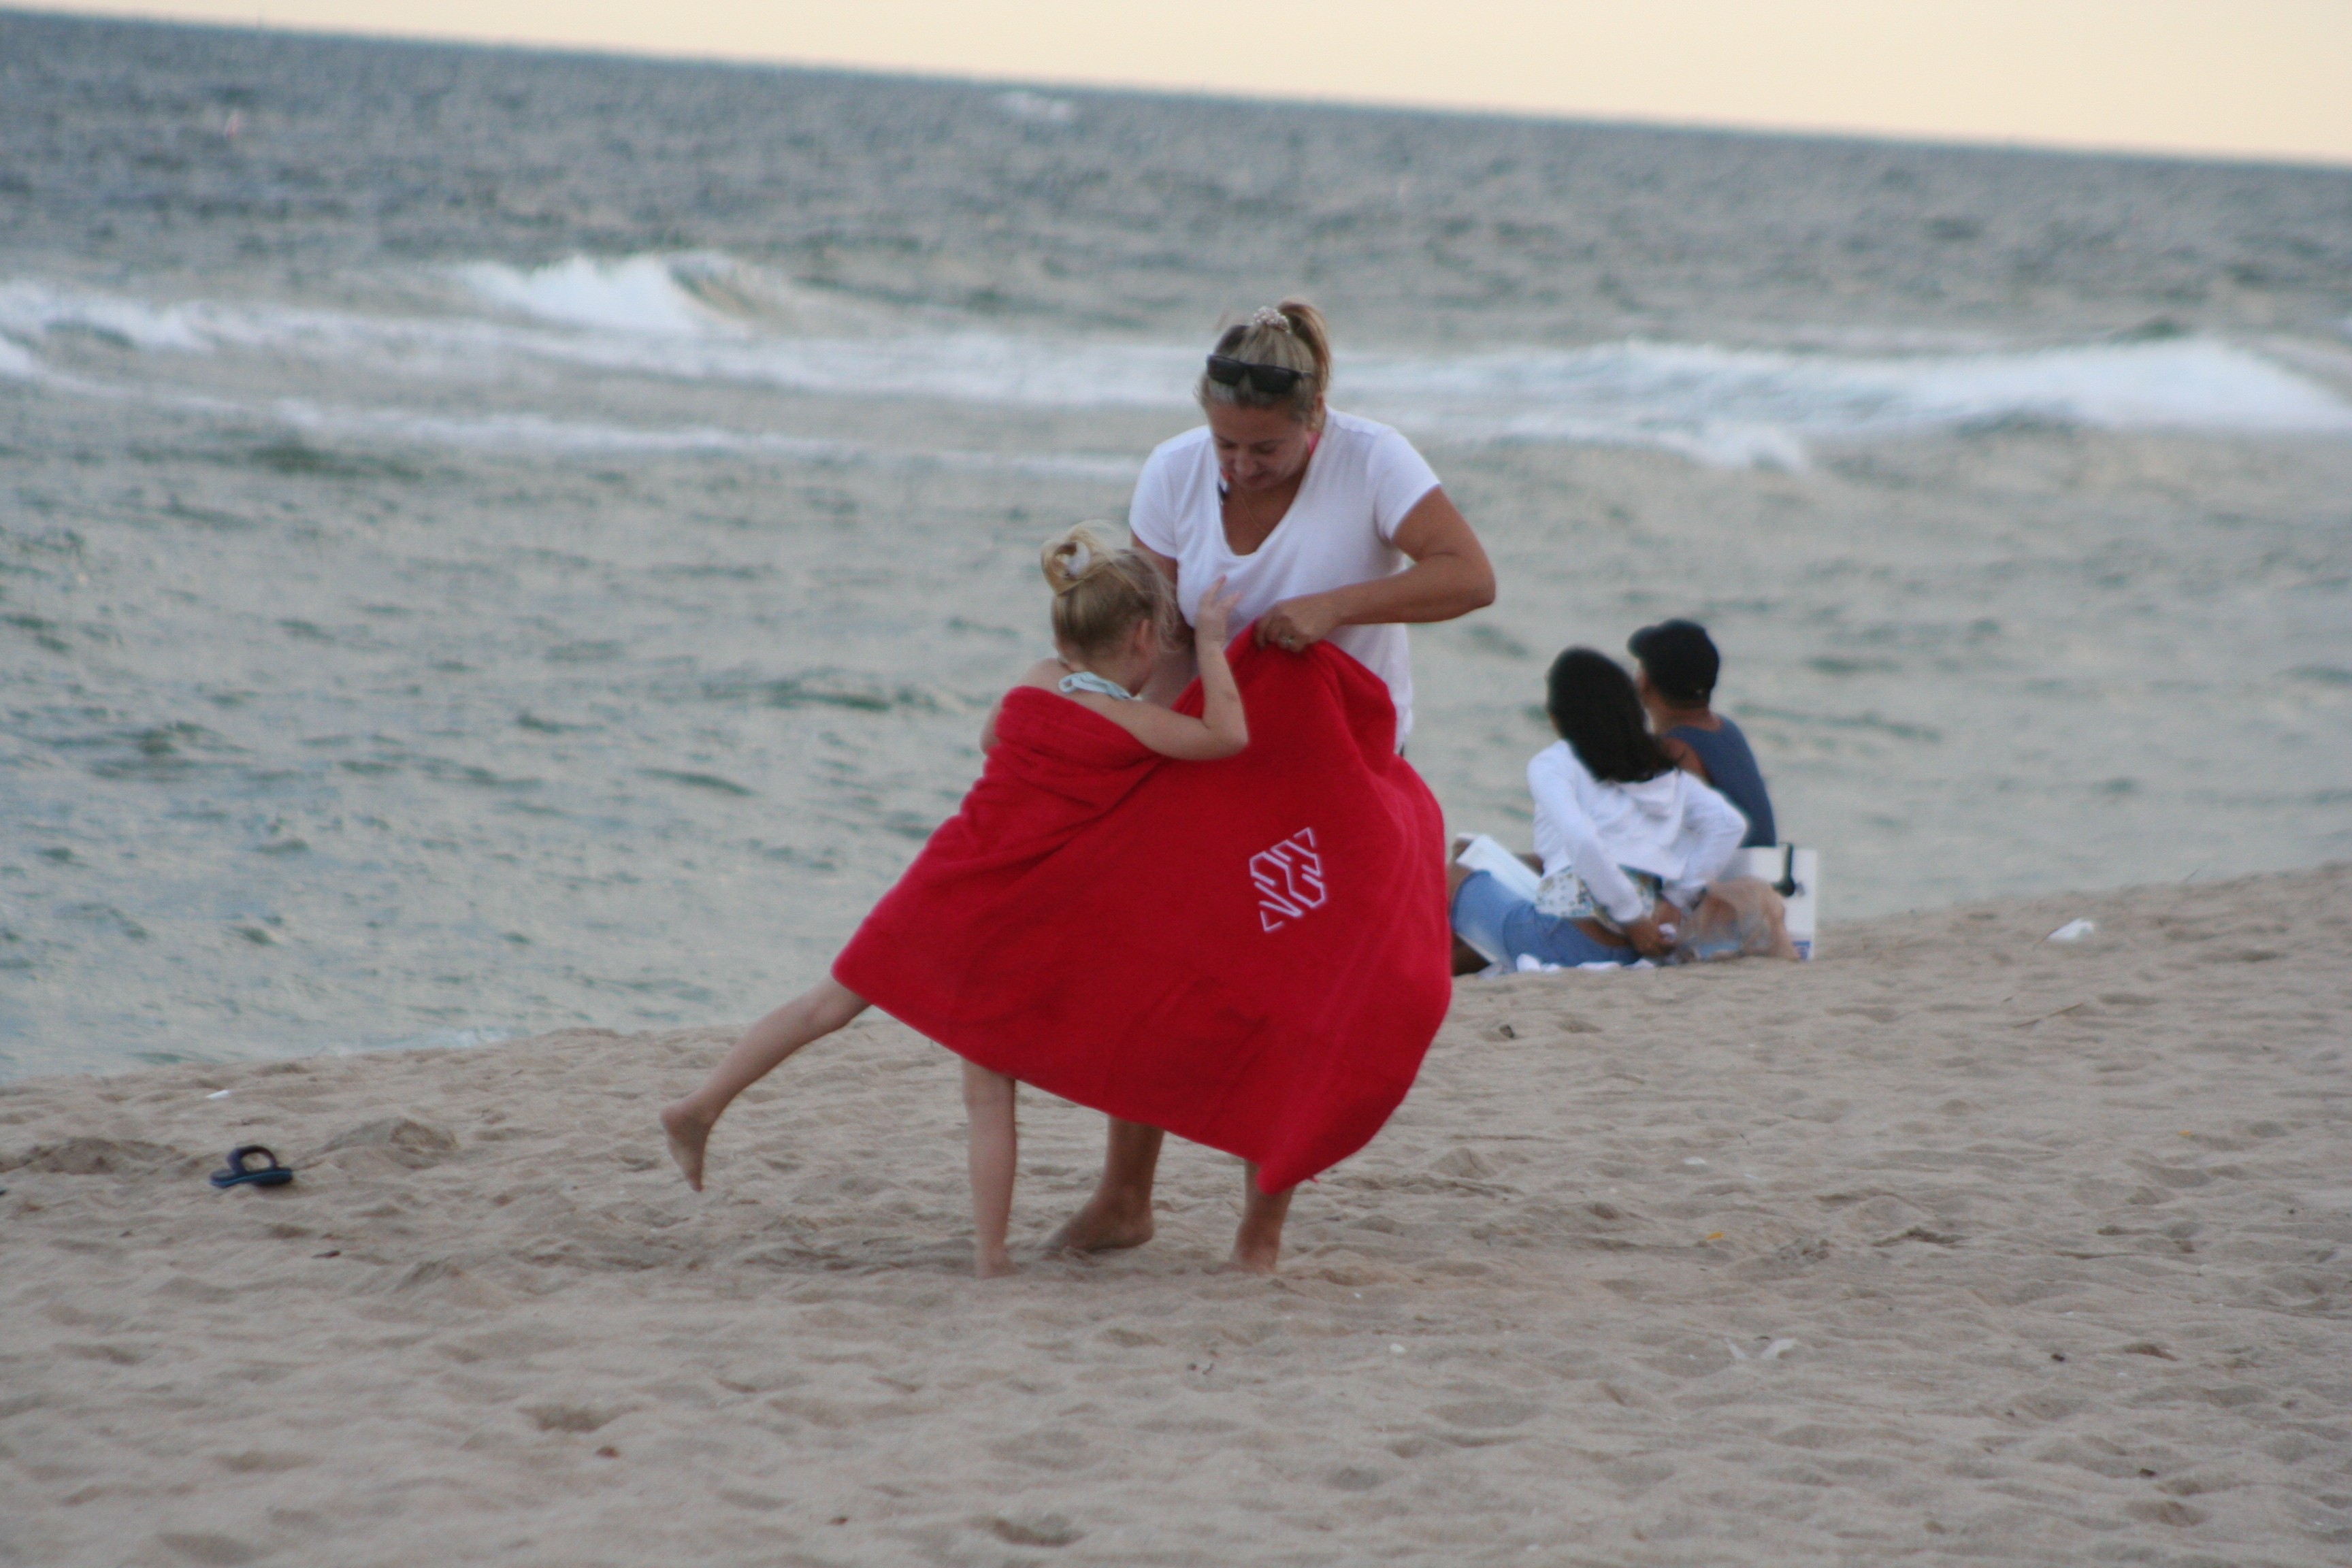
[{"x1": 1627, "y1": 619, "x2": 1777, "y2": 849}]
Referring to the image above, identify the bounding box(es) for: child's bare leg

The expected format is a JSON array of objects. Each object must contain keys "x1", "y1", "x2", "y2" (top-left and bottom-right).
[
  {"x1": 962, "y1": 1062, "x2": 1019, "y2": 1278},
  {"x1": 1230, "y1": 1164, "x2": 1294, "y2": 1275},
  {"x1": 660, "y1": 979, "x2": 867, "y2": 1190}
]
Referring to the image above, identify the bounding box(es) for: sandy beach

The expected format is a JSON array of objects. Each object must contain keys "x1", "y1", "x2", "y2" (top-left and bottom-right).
[{"x1": 3, "y1": 864, "x2": 2347, "y2": 1566}]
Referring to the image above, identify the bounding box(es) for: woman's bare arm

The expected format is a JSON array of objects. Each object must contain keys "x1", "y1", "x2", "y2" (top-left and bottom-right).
[
  {"x1": 1132, "y1": 540, "x2": 1183, "y2": 619},
  {"x1": 1255, "y1": 488, "x2": 1496, "y2": 648}
]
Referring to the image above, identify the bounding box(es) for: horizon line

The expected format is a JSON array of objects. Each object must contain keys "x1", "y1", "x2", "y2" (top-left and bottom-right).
[{"x1": 15, "y1": 5, "x2": 2352, "y2": 176}]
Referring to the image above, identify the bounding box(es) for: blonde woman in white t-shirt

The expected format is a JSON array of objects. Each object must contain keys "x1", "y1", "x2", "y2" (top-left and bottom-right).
[{"x1": 1051, "y1": 299, "x2": 1497, "y2": 1272}]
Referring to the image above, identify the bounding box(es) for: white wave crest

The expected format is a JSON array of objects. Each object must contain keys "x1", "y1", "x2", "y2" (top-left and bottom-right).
[
  {"x1": 7, "y1": 263, "x2": 2351, "y2": 468},
  {"x1": 453, "y1": 255, "x2": 738, "y2": 337},
  {"x1": 447, "y1": 252, "x2": 887, "y2": 340},
  {"x1": 0, "y1": 333, "x2": 45, "y2": 380},
  {"x1": 2, "y1": 347, "x2": 1139, "y2": 478},
  {"x1": 1343, "y1": 338, "x2": 2352, "y2": 466},
  {"x1": 0, "y1": 279, "x2": 214, "y2": 353},
  {"x1": 0, "y1": 278, "x2": 489, "y2": 372},
  {"x1": 261, "y1": 398, "x2": 1139, "y2": 479}
]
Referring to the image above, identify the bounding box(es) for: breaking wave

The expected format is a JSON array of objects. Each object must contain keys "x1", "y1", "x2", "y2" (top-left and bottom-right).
[{"x1": 6, "y1": 256, "x2": 2351, "y2": 468}]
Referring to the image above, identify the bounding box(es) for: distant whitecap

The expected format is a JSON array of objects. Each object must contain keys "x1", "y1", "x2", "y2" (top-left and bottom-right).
[{"x1": 994, "y1": 90, "x2": 1077, "y2": 125}]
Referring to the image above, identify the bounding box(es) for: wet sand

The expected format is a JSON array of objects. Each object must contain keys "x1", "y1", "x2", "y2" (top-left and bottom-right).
[{"x1": 3, "y1": 865, "x2": 2347, "y2": 1566}]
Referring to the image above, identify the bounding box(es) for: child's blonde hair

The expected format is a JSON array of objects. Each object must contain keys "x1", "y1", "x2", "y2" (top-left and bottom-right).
[{"x1": 1040, "y1": 524, "x2": 1176, "y2": 661}]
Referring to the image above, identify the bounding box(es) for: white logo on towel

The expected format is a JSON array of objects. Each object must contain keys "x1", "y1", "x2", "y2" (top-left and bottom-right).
[{"x1": 1251, "y1": 828, "x2": 1327, "y2": 932}]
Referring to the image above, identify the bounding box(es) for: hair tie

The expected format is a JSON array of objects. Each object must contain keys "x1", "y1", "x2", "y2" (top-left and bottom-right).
[
  {"x1": 1250, "y1": 306, "x2": 1291, "y2": 333},
  {"x1": 1064, "y1": 541, "x2": 1092, "y2": 579}
]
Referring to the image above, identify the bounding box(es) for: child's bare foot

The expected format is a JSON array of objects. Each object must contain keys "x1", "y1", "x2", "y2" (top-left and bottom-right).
[
  {"x1": 1226, "y1": 1238, "x2": 1281, "y2": 1275},
  {"x1": 1045, "y1": 1192, "x2": 1155, "y2": 1254},
  {"x1": 975, "y1": 1251, "x2": 1019, "y2": 1279},
  {"x1": 659, "y1": 1100, "x2": 713, "y2": 1192},
  {"x1": 1228, "y1": 1171, "x2": 1290, "y2": 1275}
]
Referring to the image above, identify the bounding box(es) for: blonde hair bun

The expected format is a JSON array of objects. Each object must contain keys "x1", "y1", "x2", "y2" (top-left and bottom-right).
[
  {"x1": 1041, "y1": 523, "x2": 1115, "y2": 595},
  {"x1": 1196, "y1": 297, "x2": 1331, "y2": 427},
  {"x1": 1038, "y1": 524, "x2": 1176, "y2": 658}
]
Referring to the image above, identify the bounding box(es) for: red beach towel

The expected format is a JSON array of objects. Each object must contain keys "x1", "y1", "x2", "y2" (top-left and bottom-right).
[{"x1": 833, "y1": 636, "x2": 1452, "y2": 1191}]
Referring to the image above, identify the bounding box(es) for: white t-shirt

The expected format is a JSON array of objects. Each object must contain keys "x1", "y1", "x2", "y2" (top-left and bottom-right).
[{"x1": 1128, "y1": 409, "x2": 1442, "y2": 741}]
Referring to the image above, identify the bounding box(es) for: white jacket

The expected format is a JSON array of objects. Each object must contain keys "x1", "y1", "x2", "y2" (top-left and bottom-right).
[{"x1": 1526, "y1": 740, "x2": 1749, "y2": 924}]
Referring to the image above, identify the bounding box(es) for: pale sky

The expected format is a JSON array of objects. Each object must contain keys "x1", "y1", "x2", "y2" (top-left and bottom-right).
[{"x1": 35, "y1": 0, "x2": 2352, "y2": 167}]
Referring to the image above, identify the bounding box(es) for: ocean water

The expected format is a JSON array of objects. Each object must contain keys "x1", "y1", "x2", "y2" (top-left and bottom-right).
[{"x1": 3, "y1": 12, "x2": 2349, "y2": 1079}]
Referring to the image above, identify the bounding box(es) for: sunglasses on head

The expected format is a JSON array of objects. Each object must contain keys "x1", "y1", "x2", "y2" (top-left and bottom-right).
[{"x1": 1205, "y1": 355, "x2": 1312, "y2": 395}]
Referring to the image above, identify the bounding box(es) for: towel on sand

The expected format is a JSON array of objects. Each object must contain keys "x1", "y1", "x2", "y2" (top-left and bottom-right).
[{"x1": 834, "y1": 636, "x2": 1452, "y2": 1191}]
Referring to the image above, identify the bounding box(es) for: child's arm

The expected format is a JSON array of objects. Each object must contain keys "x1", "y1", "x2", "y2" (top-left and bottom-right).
[
  {"x1": 1184, "y1": 581, "x2": 1249, "y2": 752},
  {"x1": 1091, "y1": 581, "x2": 1249, "y2": 761}
]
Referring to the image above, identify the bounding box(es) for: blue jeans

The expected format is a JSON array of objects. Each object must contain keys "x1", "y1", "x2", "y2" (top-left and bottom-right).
[{"x1": 1450, "y1": 870, "x2": 1639, "y2": 968}]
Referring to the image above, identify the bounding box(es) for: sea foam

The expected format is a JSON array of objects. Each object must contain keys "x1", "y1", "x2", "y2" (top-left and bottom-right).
[
  {"x1": 1348, "y1": 337, "x2": 2352, "y2": 465},
  {"x1": 263, "y1": 397, "x2": 1139, "y2": 479},
  {"x1": 453, "y1": 255, "x2": 740, "y2": 337},
  {"x1": 6, "y1": 262, "x2": 2351, "y2": 467}
]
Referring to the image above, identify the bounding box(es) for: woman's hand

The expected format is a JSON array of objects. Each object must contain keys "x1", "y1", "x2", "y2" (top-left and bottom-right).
[
  {"x1": 1193, "y1": 576, "x2": 1241, "y2": 650},
  {"x1": 1623, "y1": 900, "x2": 1683, "y2": 959},
  {"x1": 1256, "y1": 591, "x2": 1344, "y2": 653}
]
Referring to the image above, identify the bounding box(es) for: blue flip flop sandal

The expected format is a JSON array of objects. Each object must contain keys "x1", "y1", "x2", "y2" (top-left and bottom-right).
[{"x1": 210, "y1": 1145, "x2": 294, "y2": 1190}]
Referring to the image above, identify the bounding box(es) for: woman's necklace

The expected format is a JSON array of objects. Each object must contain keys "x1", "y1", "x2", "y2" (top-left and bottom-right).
[{"x1": 1220, "y1": 478, "x2": 1297, "y2": 555}]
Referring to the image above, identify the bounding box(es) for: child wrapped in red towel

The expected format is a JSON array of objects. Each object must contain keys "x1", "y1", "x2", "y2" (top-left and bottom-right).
[{"x1": 662, "y1": 526, "x2": 1451, "y2": 1276}]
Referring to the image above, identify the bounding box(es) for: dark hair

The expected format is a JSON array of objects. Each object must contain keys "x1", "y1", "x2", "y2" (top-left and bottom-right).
[
  {"x1": 1546, "y1": 648, "x2": 1675, "y2": 784},
  {"x1": 1626, "y1": 619, "x2": 1720, "y2": 705}
]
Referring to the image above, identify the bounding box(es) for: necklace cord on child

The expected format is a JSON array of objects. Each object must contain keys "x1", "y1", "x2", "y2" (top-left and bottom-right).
[{"x1": 1056, "y1": 669, "x2": 1136, "y2": 702}]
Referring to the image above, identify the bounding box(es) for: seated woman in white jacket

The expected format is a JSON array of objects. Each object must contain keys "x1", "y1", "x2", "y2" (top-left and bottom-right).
[{"x1": 1452, "y1": 647, "x2": 1748, "y2": 967}]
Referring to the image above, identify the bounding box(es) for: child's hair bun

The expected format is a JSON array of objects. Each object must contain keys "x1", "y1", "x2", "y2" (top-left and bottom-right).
[
  {"x1": 1041, "y1": 523, "x2": 1118, "y2": 595},
  {"x1": 1037, "y1": 523, "x2": 1177, "y2": 659}
]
